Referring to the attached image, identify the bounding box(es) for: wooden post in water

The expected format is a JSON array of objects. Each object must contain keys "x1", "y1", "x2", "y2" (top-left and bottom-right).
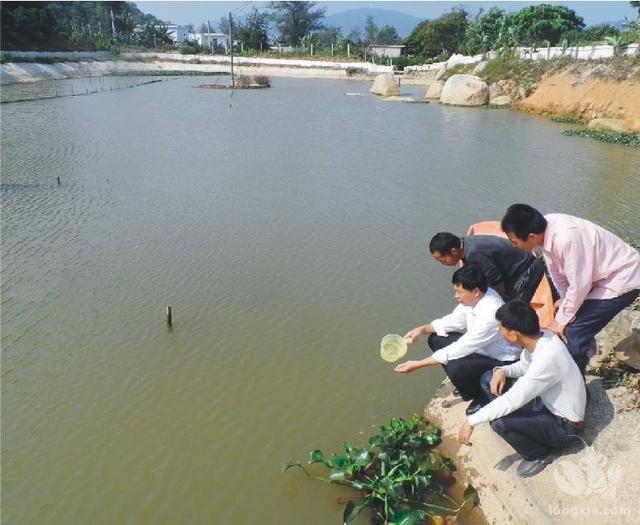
[
  {"x1": 229, "y1": 12, "x2": 235, "y2": 87},
  {"x1": 57, "y1": 176, "x2": 61, "y2": 185},
  {"x1": 166, "y1": 304, "x2": 172, "y2": 326}
]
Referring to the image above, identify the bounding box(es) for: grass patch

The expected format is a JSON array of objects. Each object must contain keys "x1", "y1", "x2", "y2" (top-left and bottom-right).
[
  {"x1": 562, "y1": 129, "x2": 640, "y2": 147},
  {"x1": 479, "y1": 54, "x2": 565, "y2": 85},
  {"x1": 439, "y1": 63, "x2": 474, "y2": 81},
  {"x1": 551, "y1": 115, "x2": 582, "y2": 124},
  {"x1": 478, "y1": 54, "x2": 640, "y2": 86}
]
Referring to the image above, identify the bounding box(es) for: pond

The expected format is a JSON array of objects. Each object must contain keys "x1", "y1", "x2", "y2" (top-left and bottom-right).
[{"x1": 1, "y1": 75, "x2": 639, "y2": 524}]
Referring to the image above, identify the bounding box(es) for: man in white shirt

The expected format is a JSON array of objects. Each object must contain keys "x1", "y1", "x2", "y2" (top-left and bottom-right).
[
  {"x1": 458, "y1": 300, "x2": 586, "y2": 477},
  {"x1": 395, "y1": 265, "x2": 520, "y2": 415}
]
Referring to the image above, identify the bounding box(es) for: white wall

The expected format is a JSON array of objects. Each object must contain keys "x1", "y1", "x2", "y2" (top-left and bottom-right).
[{"x1": 405, "y1": 43, "x2": 640, "y2": 72}]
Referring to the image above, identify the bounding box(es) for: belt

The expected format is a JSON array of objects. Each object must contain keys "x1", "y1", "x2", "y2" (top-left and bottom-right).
[{"x1": 562, "y1": 418, "x2": 585, "y2": 430}]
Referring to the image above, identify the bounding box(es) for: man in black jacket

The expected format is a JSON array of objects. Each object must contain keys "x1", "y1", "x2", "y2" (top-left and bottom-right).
[{"x1": 429, "y1": 232, "x2": 546, "y2": 303}]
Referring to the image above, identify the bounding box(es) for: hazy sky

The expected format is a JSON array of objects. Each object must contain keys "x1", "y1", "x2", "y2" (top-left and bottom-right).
[{"x1": 137, "y1": 1, "x2": 638, "y2": 27}]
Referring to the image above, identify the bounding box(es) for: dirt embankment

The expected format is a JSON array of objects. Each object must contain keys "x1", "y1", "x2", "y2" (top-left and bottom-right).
[{"x1": 515, "y1": 60, "x2": 640, "y2": 133}]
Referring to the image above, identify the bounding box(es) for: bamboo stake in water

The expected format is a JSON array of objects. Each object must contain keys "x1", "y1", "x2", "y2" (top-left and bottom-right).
[{"x1": 166, "y1": 304, "x2": 172, "y2": 326}]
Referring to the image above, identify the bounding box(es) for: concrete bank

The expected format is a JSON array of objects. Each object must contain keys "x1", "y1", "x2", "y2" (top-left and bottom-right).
[
  {"x1": 0, "y1": 53, "x2": 392, "y2": 85},
  {"x1": 426, "y1": 309, "x2": 639, "y2": 525}
]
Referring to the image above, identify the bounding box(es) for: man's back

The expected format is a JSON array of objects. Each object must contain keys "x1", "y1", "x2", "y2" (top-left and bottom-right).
[
  {"x1": 464, "y1": 235, "x2": 534, "y2": 287},
  {"x1": 543, "y1": 213, "x2": 640, "y2": 302}
]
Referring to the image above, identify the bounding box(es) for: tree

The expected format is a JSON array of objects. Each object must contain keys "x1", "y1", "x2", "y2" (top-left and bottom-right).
[
  {"x1": 316, "y1": 26, "x2": 342, "y2": 47},
  {"x1": 509, "y1": 4, "x2": 584, "y2": 46},
  {"x1": 237, "y1": 7, "x2": 269, "y2": 51},
  {"x1": 462, "y1": 7, "x2": 508, "y2": 54},
  {"x1": 376, "y1": 25, "x2": 400, "y2": 45},
  {"x1": 364, "y1": 15, "x2": 378, "y2": 45},
  {"x1": 199, "y1": 23, "x2": 208, "y2": 33},
  {"x1": 135, "y1": 21, "x2": 171, "y2": 48},
  {"x1": 605, "y1": 34, "x2": 630, "y2": 55},
  {"x1": 406, "y1": 8, "x2": 469, "y2": 58},
  {"x1": 579, "y1": 24, "x2": 619, "y2": 43},
  {"x1": 362, "y1": 15, "x2": 399, "y2": 45},
  {"x1": 269, "y1": 1, "x2": 326, "y2": 46},
  {"x1": 218, "y1": 17, "x2": 230, "y2": 34},
  {"x1": 631, "y1": 1, "x2": 640, "y2": 20},
  {"x1": 347, "y1": 27, "x2": 362, "y2": 45},
  {"x1": 0, "y1": 1, "x2": 167, "y2": 51}
]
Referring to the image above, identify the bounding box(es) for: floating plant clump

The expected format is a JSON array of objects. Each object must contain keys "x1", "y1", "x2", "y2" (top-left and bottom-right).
[
  {"x1": 283, "y1": 414, "x2": 479, "y2": 524},
  {"x1": 562, "y1": 129, "x2": 640, "y2": 147}
]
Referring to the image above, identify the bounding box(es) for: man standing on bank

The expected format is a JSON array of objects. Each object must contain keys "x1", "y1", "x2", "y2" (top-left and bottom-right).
[
  {"x1": 429, "y1": 232, "x2": 546, "y2": 303},
  {"x1": 458, "y1": 301, "x2": 586, "y2": 477},
  {"x1": 500, "y1": 204, "x2": 640, "y2": 374},
  {"x1": 395, "y1": 265, "x2": 520, "y2": 415}
]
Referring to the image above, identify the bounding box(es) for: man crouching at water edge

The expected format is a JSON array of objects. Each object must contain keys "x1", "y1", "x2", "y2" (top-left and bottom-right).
[
  {"x1": 395, "y1": 265, "x2": 520, "y2": 416},
  {"x1": 458, "y1": 301, "x2": 586, "y2": 478},
  {"x1": 501, "y1": 204, "x2": 640, "y2": 374},
  {"x1": 429, "y1": 232, "x2": 545, "y2": 302}
]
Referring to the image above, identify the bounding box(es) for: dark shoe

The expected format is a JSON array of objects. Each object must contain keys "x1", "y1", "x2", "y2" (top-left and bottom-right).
[
  {"x1": 465, "y1": 399, "x2": 484, "y2": 416},
  {"x1": 516, "y1": 457, "x2": 550, "y2": 477},
  {"x1": 452, "y1": 388, "x2": 460, "y2": 397}
]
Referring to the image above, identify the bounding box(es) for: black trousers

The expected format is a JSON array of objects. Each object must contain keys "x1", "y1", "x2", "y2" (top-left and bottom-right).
[
  {"x1": 565, "y1": 289, "x2": 640, "y2": 374},
  {"x1": 479, "y1": 370, "x2": 582, "y2": 460},
  {"x1": 427, "y1": 333, "x2": 515, "y2": 401},
  {"x1": 505, "y1": 257, "x2": 546, "y2": 303}
]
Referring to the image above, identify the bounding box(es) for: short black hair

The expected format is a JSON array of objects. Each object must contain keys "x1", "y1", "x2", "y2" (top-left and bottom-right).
[
  {"x1": 429, "y1": 232, "x2": 461, "y2": 255},
  {"x1": 451, "y1": 264, "x2": 487, "y2": 293},
  {"x1": 501, "y1": 204, "x2": 548, "y2": 242},
  {"x1": 495, "y1": 300, "x2": 540, "y2": 336}
]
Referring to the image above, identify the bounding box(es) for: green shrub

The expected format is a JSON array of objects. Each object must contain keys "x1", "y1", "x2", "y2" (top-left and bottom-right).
[
  {"x1": 178, "y1": 41, "x2": 201, "y2": 55},
  {"x1": 551, "y1": 115, "x2": 581, "y2": 124},
  {"x1": 346, "y1": 66, "x2": 369, "y2": 76}
]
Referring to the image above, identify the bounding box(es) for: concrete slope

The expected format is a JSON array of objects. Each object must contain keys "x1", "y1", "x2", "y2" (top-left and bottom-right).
[{"x1": 425, "y1": 375, "x2": 638, "y2": 524}]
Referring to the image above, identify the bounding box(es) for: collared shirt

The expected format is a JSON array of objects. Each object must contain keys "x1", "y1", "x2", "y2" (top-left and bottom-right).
[
  {"x1": 542, "y1": 214, "x2": 640, "y2": 326},
  {"x1": 430, "y1": 288, "x2": 521, "y2": 365},
  {"x1": 468, "y1": 331, "x2": 586, "y2": 427}
]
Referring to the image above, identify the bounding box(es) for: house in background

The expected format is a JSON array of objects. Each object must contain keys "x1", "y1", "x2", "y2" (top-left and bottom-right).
[
  {"x1": 166, "y1": 25, "x2": 190, "y2": 44},
  {"x1": 367, "y1": 44, "x2": 406, "y2": 58},
  {"x1": 187, "y1": 32, "x2": 230, "y2": 52}
]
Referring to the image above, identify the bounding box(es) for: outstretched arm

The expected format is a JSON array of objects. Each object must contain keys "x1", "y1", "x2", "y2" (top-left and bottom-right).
[
  {"x1": 403, "y1": 324, "x2": 435, "y2": 344},
  {"x1": 394, "y1": 356, "x2": 440, "y2": 373}
]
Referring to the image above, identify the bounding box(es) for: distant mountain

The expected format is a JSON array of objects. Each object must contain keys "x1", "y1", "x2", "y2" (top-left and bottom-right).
[{"x1": 323, "y1": 8, "x2": 424, "y2": 38}]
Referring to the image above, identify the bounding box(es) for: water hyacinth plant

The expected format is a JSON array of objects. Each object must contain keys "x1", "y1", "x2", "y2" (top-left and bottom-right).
[
  {"x1": 282, "y1": 415, "x2": 479, "y2": 524},
  {"x1": 562, "y1": 129, "x2": 640, "y2": 147}
]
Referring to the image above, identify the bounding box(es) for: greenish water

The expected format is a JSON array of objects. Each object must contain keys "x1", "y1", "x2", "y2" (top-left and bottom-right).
[{"x1": 1, "y1": 76, "x2": 639, "y2": 524}]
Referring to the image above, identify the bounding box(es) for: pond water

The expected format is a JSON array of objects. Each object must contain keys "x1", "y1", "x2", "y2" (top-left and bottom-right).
[{"x1": 2, "y1": 75, "x2": 639, "y2": 524}]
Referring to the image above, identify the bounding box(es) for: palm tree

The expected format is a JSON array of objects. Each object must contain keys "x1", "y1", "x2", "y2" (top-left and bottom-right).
[{"x1": 605, "y1": 34, "x2": 628, "y2": 56}]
